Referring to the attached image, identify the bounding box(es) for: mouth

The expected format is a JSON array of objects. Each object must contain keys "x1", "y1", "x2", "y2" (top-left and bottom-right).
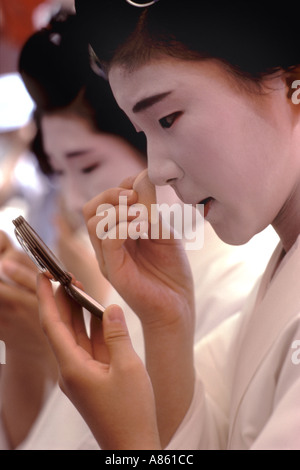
[{"x1": 198, "y1": 197, "x2": 214, "y2": 218}]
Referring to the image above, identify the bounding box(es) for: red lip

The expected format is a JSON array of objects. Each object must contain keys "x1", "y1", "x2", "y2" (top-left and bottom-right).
[
  {"x1": 199, "y1": 197, "x2": 214, "y2": 218},
  {"x1": 204, "y1": 199, "x2": 213, "y2": 217}
]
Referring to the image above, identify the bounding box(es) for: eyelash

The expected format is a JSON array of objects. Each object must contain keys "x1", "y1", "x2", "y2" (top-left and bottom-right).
[
  {"x1": 82, "y1": 163, "x2": 100, "y2": 174},
  {"x1": 159, "y1": 112, "x2": 181, "y2": 129},
  {"x1": 51, "y1": 163, "x2": 101, "y2": 177}
]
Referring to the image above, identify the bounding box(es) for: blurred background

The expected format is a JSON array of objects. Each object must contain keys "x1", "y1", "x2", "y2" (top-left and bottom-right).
[{"x1": 0, "y1": 0, "x2": 75, "y2": 245}]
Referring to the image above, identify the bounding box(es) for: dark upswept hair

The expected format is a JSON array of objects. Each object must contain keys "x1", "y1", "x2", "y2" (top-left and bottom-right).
[
  {"x1": 18, "y1": 10, "x2": 146, "y2": 175},
  {"x1": 74, "y1": 0, "x2": 300, "y2": 81}
]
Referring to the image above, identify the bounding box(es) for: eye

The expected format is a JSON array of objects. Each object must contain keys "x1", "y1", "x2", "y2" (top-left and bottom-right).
[
  {"x1": 81, "y1": 163, "x2": 100, "y2": 174},
  {"x1": 159, "y1": 112, "x2": 181, "y2": 129}
]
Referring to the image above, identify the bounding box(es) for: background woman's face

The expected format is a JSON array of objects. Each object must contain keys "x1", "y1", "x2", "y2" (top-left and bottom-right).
[
  {"x1": 109, "y1": 57, "x2": 300, "y2": 245},
  {"x1": 41, "y1": 113, "x2": 145, "y2": 216}
]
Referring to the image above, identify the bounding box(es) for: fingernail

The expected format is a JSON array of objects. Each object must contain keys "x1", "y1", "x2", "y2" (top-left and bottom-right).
[{"x1": 106, "y1": 305, "x2": 126, "y2": 324}]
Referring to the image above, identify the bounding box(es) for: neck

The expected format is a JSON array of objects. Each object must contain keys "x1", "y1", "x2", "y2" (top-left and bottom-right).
[{"x1": 273, "y1": 182, "x2": 300, "y2": 252}]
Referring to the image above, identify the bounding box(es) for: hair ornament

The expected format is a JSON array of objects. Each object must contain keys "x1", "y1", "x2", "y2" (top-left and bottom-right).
[{"x1": 125, "y1": 0, "x2": 159, "y2": 7}]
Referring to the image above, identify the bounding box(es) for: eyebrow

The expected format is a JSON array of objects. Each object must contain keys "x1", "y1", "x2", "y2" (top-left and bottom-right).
[
  {"x1": 132, "y1": 91, "x2": 173, "y2": 113},
  {"x1": 66, "y1": 149, "x2": 94, "y2": 158}
]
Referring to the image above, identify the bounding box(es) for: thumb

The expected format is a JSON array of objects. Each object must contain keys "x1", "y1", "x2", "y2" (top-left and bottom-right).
[{"x1": 102, "y1": 304, "x2": 136, "y2": 367}]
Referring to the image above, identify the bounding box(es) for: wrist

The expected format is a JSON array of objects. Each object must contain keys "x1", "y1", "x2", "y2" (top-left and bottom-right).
[{"x1": 141, "y1": 300, "x2": 195, "y2": 338}]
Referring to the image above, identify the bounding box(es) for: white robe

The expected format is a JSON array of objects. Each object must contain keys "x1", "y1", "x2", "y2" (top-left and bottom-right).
[{"x1": 167, "y1": 236, "x2": 300, "y2": 450}]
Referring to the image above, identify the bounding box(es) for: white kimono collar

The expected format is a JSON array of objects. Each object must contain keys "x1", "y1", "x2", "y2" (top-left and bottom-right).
[{"x1": 228, "y1": 232, "x2": 300, "y2": 445}]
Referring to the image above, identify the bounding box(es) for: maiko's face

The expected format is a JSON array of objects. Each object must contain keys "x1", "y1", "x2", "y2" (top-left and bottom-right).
[
  {"x1": 109, "y1": 57, "x2": 300, "y2": 245},
  {"x1": 41, "y1": 113, "x2": 145, "y2": 216}
]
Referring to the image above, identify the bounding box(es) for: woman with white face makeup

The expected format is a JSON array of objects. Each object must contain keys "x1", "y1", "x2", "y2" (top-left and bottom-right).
[{"x1": 34, "y1": 0, "x2": 300, "y2": 450}]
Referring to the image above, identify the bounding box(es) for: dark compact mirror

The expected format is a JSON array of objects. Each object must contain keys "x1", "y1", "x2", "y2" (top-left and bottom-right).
[{"x1": 13, "y1": 215, "x2": 104, "y2": 319}]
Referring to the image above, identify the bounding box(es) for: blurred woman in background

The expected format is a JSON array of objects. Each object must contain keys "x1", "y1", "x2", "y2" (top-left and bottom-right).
[{"x1": 0, "y1": 11, "x2": 147, "y2": 449}]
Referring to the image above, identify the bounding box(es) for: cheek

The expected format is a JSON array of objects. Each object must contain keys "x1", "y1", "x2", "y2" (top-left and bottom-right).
[
  {"x1": 179, "y1": 116, "x2": 277, "y2": 212},
  {"x1": 97, "y1": 158, "x2": 145, "y2": 190},
  {"x1": 173, "y1": 120, "x2": 228, "y2": 180},
  {"x1": 83, "y1": 171, "x2": 104, "y2": 199},
  {"x1": 81, "y1": 166, "x2": 123, "y2": 199},
  {"x1": 63, "y1": 172, "x2": 96, "y2": 205}
]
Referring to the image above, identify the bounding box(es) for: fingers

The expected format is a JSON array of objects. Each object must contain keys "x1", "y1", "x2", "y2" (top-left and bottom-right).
[
  {"x1": 83, "y1": 171, "x2": 157, "y2": 250},
  {"x1": 0, "y1": 279, "x2": 37, "y2": 309},
  {"x1": 133, "y1": 169, "x2": 158, "y2": 224},
  {"x1": 119, "y1": 173, "x2": 140, "y2": 189},
  {"x1": 56, "y1": 281, "x2": 92, "y2": 355},
  {"x1": 89, "y1": 313, "x2": 108, "y2": 363},
  {"x1": 102, "y1": 304, "x2": 137, "y2": 369},
  {"x1": 36, "y1": 274, "x2": 82, "y2": 365},
  {"x1": 0, "y1": 259, "x2": 37, "y2": 291},
  {"x1": 0, "y1": 231, "x2": 12, "y2": 255},
  {"x1": 37, "y1": 274, "x2": 94, "y2": 360},
  {"x1": 37, "y1": 272, "x2": 137, "y2": 372},
  {"x1": 83, "y1": 188, "x2": 139, "y2": 277},
  {"x1": 83, "y1": 187, "x2": 138, "y2": 223},
  {"x1": 0, "y1": 231, "x2": 36, "y2": 272}
]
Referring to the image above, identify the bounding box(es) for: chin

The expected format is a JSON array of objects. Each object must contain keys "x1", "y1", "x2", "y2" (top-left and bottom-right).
[{"x1": 210, "y1": 222, "x2": 256, "y2": 246}]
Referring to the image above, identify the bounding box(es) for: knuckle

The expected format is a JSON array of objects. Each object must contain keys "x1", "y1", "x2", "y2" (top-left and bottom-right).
[
  {"x1": 39, "y1": 316, "x2": 49, "y2": 335},
  {"x1": 105, "y1": 327, "x2": 129, "y2": 344}
]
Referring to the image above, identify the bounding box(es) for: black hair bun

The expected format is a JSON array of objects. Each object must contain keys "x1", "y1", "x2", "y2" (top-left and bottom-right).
[{"x1": 19, "y1": 11, "x2": 90, "y2": 110}]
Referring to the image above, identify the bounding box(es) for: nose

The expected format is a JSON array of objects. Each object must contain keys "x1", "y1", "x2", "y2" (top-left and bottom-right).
[{"x1": 147, "y1": 140, "x2": 183, "y2": 187}]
